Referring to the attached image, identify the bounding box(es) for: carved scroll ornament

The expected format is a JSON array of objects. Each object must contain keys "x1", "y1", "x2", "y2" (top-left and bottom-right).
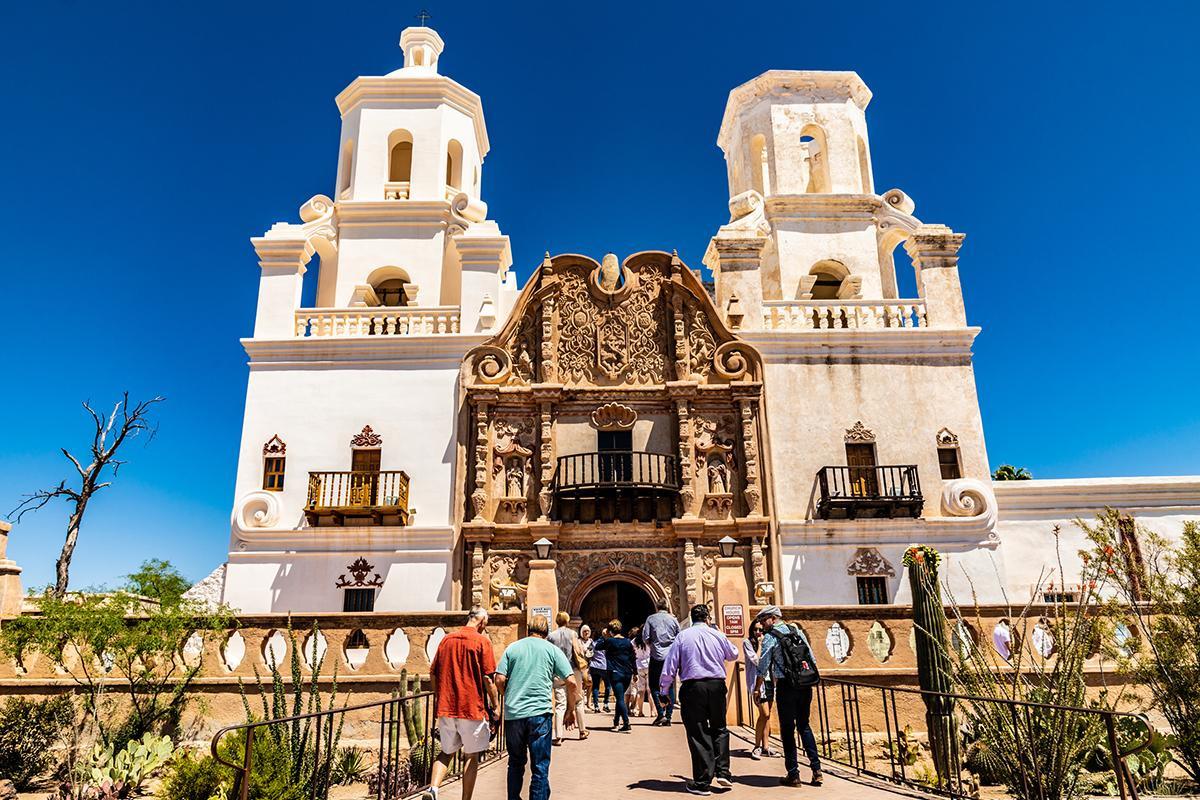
[
  {"x1": 351, "y1": 425, "x2": 383, "y2": 448},
  {"x1": 262, "y1": 434, "x2": 286, "y2": 456},
  {"x1": 844, "y1": 420, "x2": 875, "y2": 443},
  {"x1": 590, "y1": 403, "x2": 637, "y2": 430},
  {"x1": 847, "y1": 547, "x2": 895, "y2": 577}
]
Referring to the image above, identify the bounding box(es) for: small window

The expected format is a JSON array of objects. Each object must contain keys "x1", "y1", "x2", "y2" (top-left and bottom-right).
[
  {"x1": 1043, "y1": 590, "x2": 1076, "y2": 604},
  {"x1": 598, "y1": 430, "x2": 633, "y2": 452},
  {"x1": 857, "y1": 576, "x2": 888, "y2": 605},
  {"x1": 343, "y1": 588, "x2": 376, "y2": 613},
  {"x1": 263, "y1": 457, "x2": 286, "y2": 491},
  {"x1": 938, "y1": 447, "x2": 961, "y2": 480}
]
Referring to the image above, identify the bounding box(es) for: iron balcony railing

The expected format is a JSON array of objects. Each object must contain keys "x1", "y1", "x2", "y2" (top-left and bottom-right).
[
  {"x1": 305, "y1": 470, "x2": 410, "y2": 525},
  {"x1": 552, "y1": 451, "x2": 681, "y2": 524},
  {"x1": 553, "y1": 451, "x2": 681, "y2": 492},
  {"x1": 816, "y1": 464, "x2": 923, "y2": 519},
  {"x1": 211, "y1": 689, "x2": 505, "y2": 800}
]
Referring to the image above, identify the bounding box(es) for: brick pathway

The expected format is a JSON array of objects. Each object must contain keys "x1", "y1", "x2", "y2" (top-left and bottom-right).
[{"x1": 434, "y1": 714, "x2": 906, "y2": 799}]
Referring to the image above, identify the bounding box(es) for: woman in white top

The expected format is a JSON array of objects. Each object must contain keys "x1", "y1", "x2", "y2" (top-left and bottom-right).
[
  {"x1": 744, "y1": 619, "x2": 776, "y2": 759},
  {"x1": 630, "y1": 625, "x2": 652, "y2": 717}
]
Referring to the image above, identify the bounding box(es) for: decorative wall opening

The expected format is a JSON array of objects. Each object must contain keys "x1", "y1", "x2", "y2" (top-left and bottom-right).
[
  {"x1": 388, "y1": 131, "x2": 414, "y2": 183},
  {"x1": 577, "y1": 579, "x2": 655, "y2": 635},
  {"x1": 750, "y1": 133, "x2": 769, "y2": 196},
  {"x1": 799, "y1": 125, "x2": 830, "y2": 193},
  {"x1": 445, "y1": 139, "x2": 463, "y2": 190}
]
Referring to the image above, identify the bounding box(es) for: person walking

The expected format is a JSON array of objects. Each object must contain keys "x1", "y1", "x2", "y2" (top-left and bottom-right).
[
  {"x1": 424, "y1": 606, "x2": 498, "y2": 800},
  {"x1": 743, "y1": 619, "x2": 776, "y2": 760},
  {"x1": 659, "y1": 604, "x2": 739, "y2": 796},
  {"x1": 642, "y1": 597, "x2": 681, "y2": 726},
  {"x1": 631, "y1": 626, "x2": 651, "y2": 717},
  {"x1": 496, "y1": 614, "x2": 580, "y2": 800},
  {"x1": 588, "y1": 624, "x2": 611, "y2": 713},
  {"x1": 548, "y1": 611, "x2": 589, "y2": 743},
  {"x1": 594, "y1": 619, "x2": 636, "y2": 732},
  {"x1": 755, "y1": 606, "x2": 823, "y2": 788},
  {"x1": 579, "y1": 624, "x2": 595, "y2": 706}
]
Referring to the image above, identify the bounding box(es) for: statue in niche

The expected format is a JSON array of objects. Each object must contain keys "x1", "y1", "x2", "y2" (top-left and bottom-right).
[
  {"x1": 707, "y1": 454, "x2": 730, "y2": 494},
  {"x1": 506, "y1": 456, "x2": 526, "y2": 498}
]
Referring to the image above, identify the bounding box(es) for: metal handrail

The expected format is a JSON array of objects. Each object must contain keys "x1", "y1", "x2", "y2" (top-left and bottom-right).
[
  {"x1": 817, "y1": 464, "x2": 922, "y2": 501},
  {"x1": 211, "y1": 689, "x2": 504, "y2": 800}
]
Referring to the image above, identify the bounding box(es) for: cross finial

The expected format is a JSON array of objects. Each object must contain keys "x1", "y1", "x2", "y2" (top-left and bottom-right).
[{"x1": 416, "y1": 9, "x2": 432, "y2": 26}]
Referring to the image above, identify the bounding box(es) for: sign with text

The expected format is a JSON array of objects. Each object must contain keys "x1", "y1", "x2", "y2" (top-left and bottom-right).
[
  {"x1": 531, "y1": 606, "x2": 554, "y2": 624},
  {"x1": 722, "y1": 604, "x2": 745, "y2": 637}
]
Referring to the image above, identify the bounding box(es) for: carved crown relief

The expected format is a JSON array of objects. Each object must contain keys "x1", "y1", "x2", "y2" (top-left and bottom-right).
[
  {"x1": 936, "y1": 427, "x2": 959, "y2": 447},
  {"x1": 351, "y1": 425, "x2": 383, "y2": 448},
  {"x1": 262, "y1": 434, "x2": 286, "y2": 456},
  {"x1": 847, "y1": 548, "x2": 895, "y2": 577},
  {"x1": 844, "y1": 420, "x2": 876, "y2": 443},
  {"x1": 464, "y1": 252, "x2": 761, "y2": 389},
  {"x1": 590, "y1": 403, "x2": 637, "y2": 430}
]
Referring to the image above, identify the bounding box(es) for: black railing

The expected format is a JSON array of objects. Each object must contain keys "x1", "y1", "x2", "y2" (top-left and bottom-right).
[
  {"x1": 553, "y1": 451, "x2": 680, "y2": 523},
  {"x1": 211, "y1": 691, "x2": 504, "y2": 800},
  {"x1": 816, "y1": 465, "x2": 923, "y2": 519},
  {"x1": 810, "y1": 678, "x2": 1151, "y2": 800}
]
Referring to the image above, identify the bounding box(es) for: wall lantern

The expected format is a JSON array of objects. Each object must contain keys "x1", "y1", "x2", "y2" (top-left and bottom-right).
[
  {"x1": 717, "y1": 536, "x2": 738, "y2": 558},
  {"x1": 533, "y1": 537, "x2": 554, "y2": 560}
]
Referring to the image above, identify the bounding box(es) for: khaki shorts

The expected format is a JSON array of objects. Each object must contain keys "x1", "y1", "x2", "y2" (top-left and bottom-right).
[{"x1": 437, "y1": 717, "x2": 491, "y2": 755}]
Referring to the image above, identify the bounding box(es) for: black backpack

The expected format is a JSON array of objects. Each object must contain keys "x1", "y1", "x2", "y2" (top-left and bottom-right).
[{"x1": 766, "y1": 625, "x2": 820, "y2": 687}]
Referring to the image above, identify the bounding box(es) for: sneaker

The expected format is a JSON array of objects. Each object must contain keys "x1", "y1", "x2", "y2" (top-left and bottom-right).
[
  {"x1": 781, "y1": 774, "x2": 803, "y2": 787},
  {"x1": 619, "y1": 723, "x2": 632, "y2": 733},
  {"x1": 750, "y1": 746, "x2": 763, "y2": 760},
  {"x1": 652, "y1": 716, "x2": 665, "y2": 726},
  {"x1": 685, "y1": 782, "x2": 712, "y2": 796},
  {"x1": 713, "y1": 776, "x2": 734, "y2": 790},
  {"x1": 811, "y1": 771, "x2": 824, "y2": 787},
  {"x1": 603, "y1": 705, "x2": 611, "y2": 713}
]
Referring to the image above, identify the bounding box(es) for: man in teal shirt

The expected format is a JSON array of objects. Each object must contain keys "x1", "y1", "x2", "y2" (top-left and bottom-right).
[{"x1": 496, "y1": 614, "x2": 580, "y2": 800}]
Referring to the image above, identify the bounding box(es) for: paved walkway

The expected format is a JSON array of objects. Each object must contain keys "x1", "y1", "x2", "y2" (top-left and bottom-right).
[{"x1": 435, "y1": 714, "x2": 903, "y2": 799}]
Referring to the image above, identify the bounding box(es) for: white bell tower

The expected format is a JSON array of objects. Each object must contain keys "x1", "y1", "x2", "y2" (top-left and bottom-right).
[{"x1": 706, "y1": 71, "x2": 917, "y2": 329}]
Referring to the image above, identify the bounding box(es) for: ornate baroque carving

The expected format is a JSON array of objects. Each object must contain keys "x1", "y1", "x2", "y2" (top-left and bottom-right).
[
  {"x1": 558, "y1": 548, "x2": 680, "y2": 614},
  {"x1": 844, "y1": 420, "x2": 875, "y2": 443},
  {"x1": 351, "y1": 425, "x2": 383, "y2": 448},
  {"x1": 936, "y1": 427, "x2": 959, "y2": 447},
  {"x1": 847, "y1": 547, "x2": 895, "y2": 577},
  {"x1": 262, "y1": 434, "x2": 286, "y2": 456},
  {"x1": 335, "y1": 557, "x2": 384, "y2": 588},
  {"x1": 738, "y1": 398, "x2": 763, "y2": 516},
  {"x1": 470, "y1": 543, "x2": 485, "y2": 607},
  {"x1": 537, "y1": 403, "x2": 554, "y2": 520},
  {"x1": 590, "y1": 402, "x2": 637, "y2": 430},
  {"x1": 471, "y1": 404, "x2": 490, "y2": 521},
  {"x1": 488, "y1": 553, "x2": 530, "y2": 610}
]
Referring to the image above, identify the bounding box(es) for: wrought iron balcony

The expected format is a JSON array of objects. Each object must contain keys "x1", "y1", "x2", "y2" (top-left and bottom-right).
[
  {"x1": 816, "y1": 465, "x2": 923, "y2": 520},
  {"x1": 553, "y1": 451, "x2": 680, "y2": 524},
  {"x1": 305, "y1": 470, "x2": 410, "y2": 526}
]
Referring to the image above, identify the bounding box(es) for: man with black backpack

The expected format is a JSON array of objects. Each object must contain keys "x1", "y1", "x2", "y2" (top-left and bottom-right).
[{"x1": 754, "y1": 606, "x2": 823, "y2": 788}]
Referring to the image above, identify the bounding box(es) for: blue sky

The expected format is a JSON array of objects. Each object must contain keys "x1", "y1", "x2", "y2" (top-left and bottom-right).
[{"x1": 2, "y1": 1, "x2": 1198, "y2": 591}]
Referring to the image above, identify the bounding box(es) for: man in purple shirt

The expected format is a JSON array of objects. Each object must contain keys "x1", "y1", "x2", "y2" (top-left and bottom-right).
[{"x1": 659, "y1": 604, "x2": 739, "y2": 796}]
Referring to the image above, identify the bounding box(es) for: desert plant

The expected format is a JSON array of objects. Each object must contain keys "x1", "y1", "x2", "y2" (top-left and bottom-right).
[
  {"x1": 943, "y1": 529, "x2": 1122, "y2": 800},
  {"x1": 330, "y1": 746, "x2": 368, "y2": 785},
  {"x1": 1080, "y1": 512, "x2": 1200, "y2": 781},
  {"x1": 232, "y1": 622, "x2": 347, "y2": 800},
  {"x1": 161, "y1": 749, "x2": 232, "y2": 800},
  {"x1": 0, "y1": 694, "x2": 75, "y2": 789},
  {"x1": 904, "y1": 545, "x2": 956, "y2": 787},
  {"x1": 59, "y1": 733, "x2": 174, "y2": 800},
  {"x1": 991, "y1": 464, "x2": 1032, "y2": 481},
  {"x1": 887, "y1": 723, "x2": 921, "y2": 767}
]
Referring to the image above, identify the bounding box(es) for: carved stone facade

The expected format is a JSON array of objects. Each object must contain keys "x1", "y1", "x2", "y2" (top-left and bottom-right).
[{"x1": 459, "y1": 251, "x2": 773, "y2": 612}]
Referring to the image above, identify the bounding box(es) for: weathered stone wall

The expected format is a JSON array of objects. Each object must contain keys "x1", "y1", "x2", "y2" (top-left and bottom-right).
[{"x1": 0, "y1": 610, "x2": 524, "y2": 742}]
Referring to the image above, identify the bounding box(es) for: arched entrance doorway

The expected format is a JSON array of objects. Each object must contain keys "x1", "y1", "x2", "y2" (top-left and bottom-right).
[{"x1": 578, "y1": 580, "x2": 655, "y2": 635}]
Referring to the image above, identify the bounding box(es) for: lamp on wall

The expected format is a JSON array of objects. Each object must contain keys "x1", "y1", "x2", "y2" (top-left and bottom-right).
[
  {"x1": 717, "y1": 535, "x2": 738, "y2": 558},
  {"x1": 533, "y1": 537, "x2": 554, "y2": 560}
]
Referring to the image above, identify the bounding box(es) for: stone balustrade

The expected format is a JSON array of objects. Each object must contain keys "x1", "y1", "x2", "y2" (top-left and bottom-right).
[
  {"x1": 295, "y1": 306, "x2": 461, "y2": 337},
  {"x1": 762, "y1": 299, "x2": 927, "y2": 331}
]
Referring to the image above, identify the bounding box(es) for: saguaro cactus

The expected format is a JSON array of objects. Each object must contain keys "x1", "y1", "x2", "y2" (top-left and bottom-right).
[{"x1": 904, "y1": 544, "x2": 957, "y2": 786}]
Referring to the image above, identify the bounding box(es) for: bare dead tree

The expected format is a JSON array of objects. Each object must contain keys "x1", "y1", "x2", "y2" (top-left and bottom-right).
[{"x1": 9, "y1": 393, "x2": 165, "y2": 597}]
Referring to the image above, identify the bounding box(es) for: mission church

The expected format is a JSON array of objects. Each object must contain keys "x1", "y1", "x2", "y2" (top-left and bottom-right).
[{"x1": 203, "y1": 25, "x2": 1200, "y2": 631}]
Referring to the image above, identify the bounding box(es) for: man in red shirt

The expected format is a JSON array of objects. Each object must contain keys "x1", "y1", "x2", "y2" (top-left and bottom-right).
[{"x1": 425, "y1": 606, "x2": 499, "y2": 800}]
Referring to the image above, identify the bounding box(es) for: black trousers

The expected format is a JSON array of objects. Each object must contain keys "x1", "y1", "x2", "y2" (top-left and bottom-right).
[
  {"x1": 679, "y1": 678, "x2": 730, "y2": 786},
  {"x1": 776, "y1": 681, "x2": 821, "y2": 777}
]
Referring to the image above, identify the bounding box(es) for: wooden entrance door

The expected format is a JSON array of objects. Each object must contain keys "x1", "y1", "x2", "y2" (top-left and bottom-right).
[
  {"x1": 350, "y1": 449, "x2": 381, "y2": 506},
  {"x1": 845, "y1": 443, "x2": 877, "y2": 497}
]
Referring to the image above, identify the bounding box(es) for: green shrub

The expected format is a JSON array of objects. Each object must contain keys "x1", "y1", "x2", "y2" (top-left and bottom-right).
[
  {"x1": 161, "y1": 750, "x2": 230, "y2": 800},
  {"x1": 330, "y1": 746, "x2": 368, "y2": 785},
  {"x1": 0, "y1": 694, "x2": 74, "y2": 789}
]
